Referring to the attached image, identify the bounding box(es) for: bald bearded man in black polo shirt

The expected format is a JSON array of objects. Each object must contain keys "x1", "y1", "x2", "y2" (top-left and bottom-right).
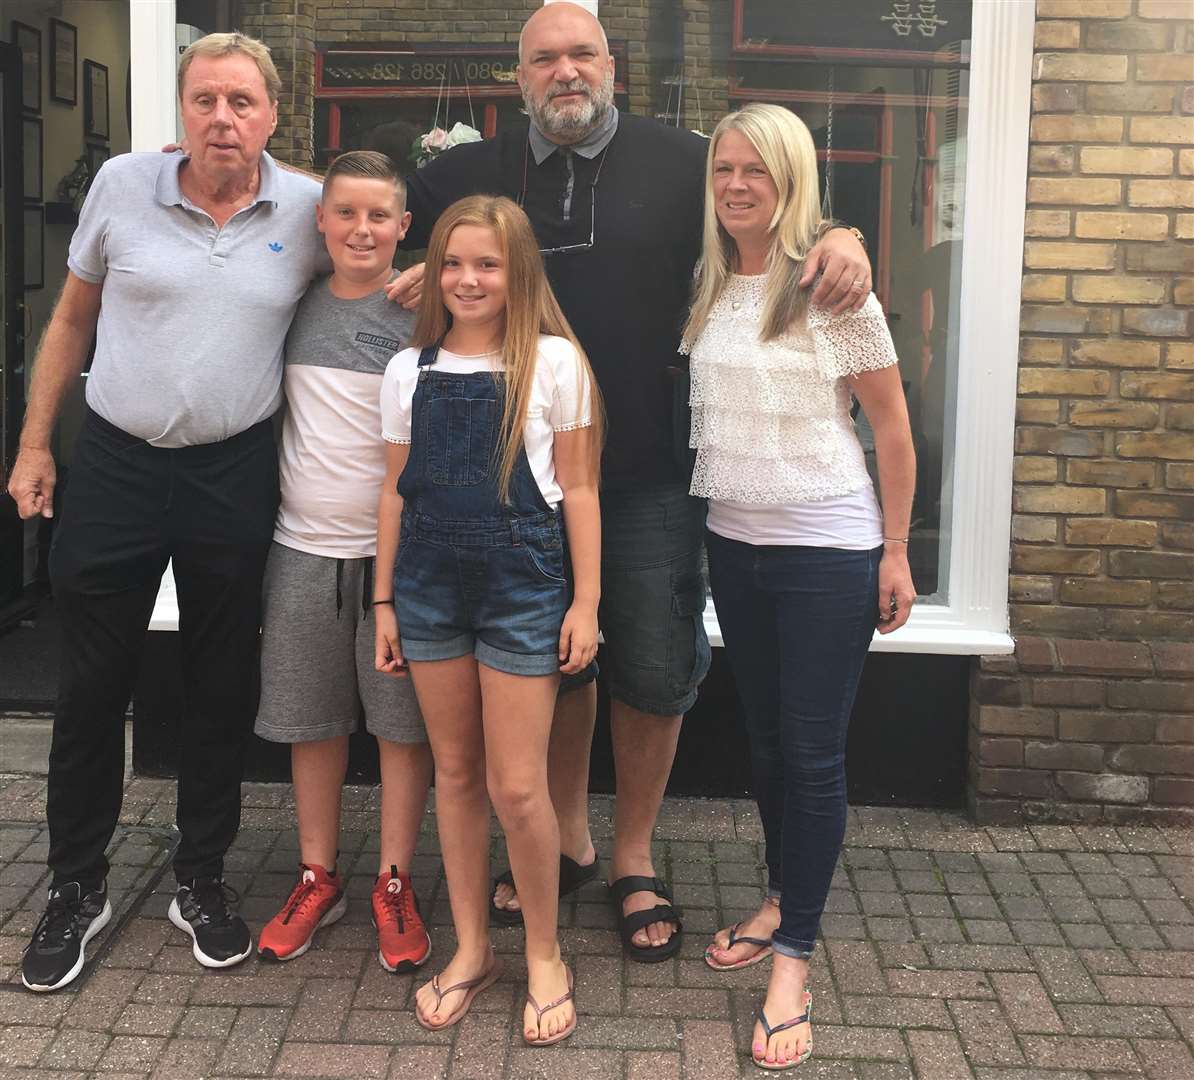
[{"x1": 392, "y1": 1, "x2": 873, "y2": 962}]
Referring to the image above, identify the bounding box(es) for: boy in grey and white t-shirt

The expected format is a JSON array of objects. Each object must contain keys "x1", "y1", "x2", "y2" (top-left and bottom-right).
[{"x1": 254, "y1": 152, "x2": 433, "y2": 973}]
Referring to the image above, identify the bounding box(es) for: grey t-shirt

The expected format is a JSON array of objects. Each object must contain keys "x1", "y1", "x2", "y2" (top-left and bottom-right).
[
  {"x1": 275, "y1": 277, "x2": 416, "y2": 558},
  {"x1": 68, "y1": 152, "x2": 328, "y2": 447}
]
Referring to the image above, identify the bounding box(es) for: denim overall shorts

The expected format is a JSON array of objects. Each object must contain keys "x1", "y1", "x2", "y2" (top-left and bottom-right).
[{"x1": 393, "y1": 343, "x2": 570, "y2": 676}]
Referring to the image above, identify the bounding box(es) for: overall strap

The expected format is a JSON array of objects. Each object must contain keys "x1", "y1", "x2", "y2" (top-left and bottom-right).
[{"x1": 416, "y1": 343, "x2": 440, "y2": 369}]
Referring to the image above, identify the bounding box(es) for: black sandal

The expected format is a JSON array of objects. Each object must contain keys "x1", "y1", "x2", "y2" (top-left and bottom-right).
[
  {"x1": 490, "y1": 852, "x2": 601, "y2": 927},
  {"x1": 609, "y1": 875, "x2": 683, "y2": 963}
]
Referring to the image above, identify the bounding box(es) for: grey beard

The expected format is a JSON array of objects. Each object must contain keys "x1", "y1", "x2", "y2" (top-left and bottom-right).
[{"x1": 525, "y1": 72, "x2": 614, "y2": 142}]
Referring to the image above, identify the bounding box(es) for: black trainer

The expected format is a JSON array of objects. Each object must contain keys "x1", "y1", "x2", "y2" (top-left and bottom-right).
[
  {"x1": 169, "y1": 877, "x2": 253, "y2": 968},
  {"x1": 22, "y1": 880, "x2": 112, "y2": 992}
]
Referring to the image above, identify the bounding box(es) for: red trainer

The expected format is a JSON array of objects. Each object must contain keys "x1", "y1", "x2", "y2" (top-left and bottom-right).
[
  {"x1": 372, "y1": 865, "x2": 431, "y2": 973},
  {"x1": 258, "y1": 864, "x2": 347, "y2": 961}
]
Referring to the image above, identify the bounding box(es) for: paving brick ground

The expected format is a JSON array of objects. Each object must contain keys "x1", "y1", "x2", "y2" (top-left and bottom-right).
[{"x1": 1, "y1": 775, "x2": 1193, "y2": 1078}]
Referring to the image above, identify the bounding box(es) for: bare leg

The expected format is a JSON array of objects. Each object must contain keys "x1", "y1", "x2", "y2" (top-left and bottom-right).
[
  {"x1": 292, "y1": 737, "x2": 349, "y2": 871},
  {"x1": 407, "y1": 656, "x2": 493, "y2": 1028},
  {"x1": 754, "y1": 954, "x2": 812, "y2": 1067},
  {"x1": 493, "y1": 680, "x2": 597, "y2": 913},
  {"x1": 479, "y1": 665, "x2": 573, "y2": 1042},
  {"x1": 377, "y1": 738, "x2": 433, "y2": 875},
  {"x1": 610, "y1": 700, "x2": 683, "y2": 948}
]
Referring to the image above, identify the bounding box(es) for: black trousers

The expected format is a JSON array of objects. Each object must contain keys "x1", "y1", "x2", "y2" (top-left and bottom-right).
[{"x1": 47, "y1": 409, "x2": 278, "y2": 888}]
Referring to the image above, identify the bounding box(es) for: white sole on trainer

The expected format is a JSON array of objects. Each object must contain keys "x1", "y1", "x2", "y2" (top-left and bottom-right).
[
  {"x1": 377, "y1": 932, "x2": 431, "y2": 973},
  {"x1": 168, "y1": 897, "x2": 253, "y2": 969},
  {"x1": 21, "y1": 897, "x2": 113, "y2": 993},
  {"x1": 258, "y1": 893, "x2": 348, "y2": 962}
]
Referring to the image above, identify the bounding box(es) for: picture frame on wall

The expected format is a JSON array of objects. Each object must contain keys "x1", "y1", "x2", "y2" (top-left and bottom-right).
[
  {"x1": 50, "y1": 18, "x2": 78, "y2": 106},
  {"x1": 24, "y1": 204, "x2": 45, "y2": 290},
  {"x1": 84, "y1": 59, "x2": 109, "y2": 141},
  {"x1": 86, "y1": 142, "x2": 109, "y2": 185},
  {"x1": 22, "y1": 116, "x2": 42, "y2": 203},
  {"x1": 12, "y1": 21, "x2": 41, "y2": 113}
]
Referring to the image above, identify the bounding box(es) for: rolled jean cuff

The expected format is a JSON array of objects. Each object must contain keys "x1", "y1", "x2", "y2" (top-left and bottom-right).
[
  {"x1": 766, "y1": 883, "x2": 782, "y2": 900},
  {"x1": 771, "y1": 932, "x2": 816, "y2": 961}
]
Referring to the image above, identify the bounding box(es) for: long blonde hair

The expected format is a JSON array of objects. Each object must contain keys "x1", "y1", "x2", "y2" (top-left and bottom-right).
[
  {"x1": 683, "y1": 104, "x2": 823, "y2": 346},
  {"x1": 413, "y1": 195, "x2": 604, "y2": 502}
]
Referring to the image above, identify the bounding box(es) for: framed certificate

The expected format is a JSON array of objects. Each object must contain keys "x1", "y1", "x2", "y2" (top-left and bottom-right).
[
  {"x1": 50, "y1": 18, "x2": 77, "y2": 105},
  {"x1": 84, "y1": 59, "x2": 109, "y2": 140}
]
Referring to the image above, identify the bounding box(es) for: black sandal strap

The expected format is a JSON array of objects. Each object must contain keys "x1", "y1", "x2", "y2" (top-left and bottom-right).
[
  {"x1": 727, "y1": 924, "x2": 772, "y2": 950},
  {"x1": 758, "y1": 1009, "x2": 810, "y2": 1039},
  {"x1": 619, "y1": 903, "x2": 683, "y2": 943},
  {"x1": 609, "y1": 875, "x2": 672, "y2": 905}
]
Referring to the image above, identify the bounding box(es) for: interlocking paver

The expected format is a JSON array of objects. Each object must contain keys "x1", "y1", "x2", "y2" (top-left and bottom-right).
[{"x1": 2, "y1": 780, "x2": 1193, "y2": 1079}]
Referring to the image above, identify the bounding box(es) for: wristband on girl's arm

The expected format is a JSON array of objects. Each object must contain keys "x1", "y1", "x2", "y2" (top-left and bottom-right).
[{"x1": 372, "y1": 599, "x2": 395, "y2": 606}]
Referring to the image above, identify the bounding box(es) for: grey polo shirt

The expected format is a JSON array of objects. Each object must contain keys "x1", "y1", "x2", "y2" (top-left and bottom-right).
[{"x1": 68, "y1": 151, "x2": 328, "y2": 447}]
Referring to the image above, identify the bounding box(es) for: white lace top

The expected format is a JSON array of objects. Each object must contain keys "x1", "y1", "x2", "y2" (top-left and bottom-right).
[{"x1": 683, "y1": 274, "x2": 898, "y2": 504}]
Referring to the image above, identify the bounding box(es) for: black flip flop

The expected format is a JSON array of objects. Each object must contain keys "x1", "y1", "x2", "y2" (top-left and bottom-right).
[
  {"x1": 609, "y1": 875, "x2": 683, "y2": 963},
  {"x1": 490, "y1": 852, "x2": 601, "y2": 927}
]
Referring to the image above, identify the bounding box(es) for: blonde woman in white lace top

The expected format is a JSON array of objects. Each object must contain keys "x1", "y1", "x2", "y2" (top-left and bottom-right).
[{"x1": 688, "y1": 104, "x2": 916, "y2": 1072}]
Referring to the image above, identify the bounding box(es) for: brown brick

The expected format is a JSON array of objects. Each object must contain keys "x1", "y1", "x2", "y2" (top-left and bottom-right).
[
  {"x1": 1127, "y1": 244, "x2": 1194, "y2": 273},
  {"x1": 1111, "y1": 551, "x2": 1194, "y2": 580},
  {"x1": 1154, "y1": 779, "x2": 1194, "y2": 806},
  {"x1": 976, "y1": 767, "x2": 1056, "y2": 799},
  {"x1": 1105, "y1": 609, "x2": 1194, "y2": 638},
  {"x1": 1021, "y1": 274, "x2": 1068, "y2": 302},
  {"x1": 1127, "y1": 117, "x2": 1194, "y2": 145},
  {"x1": 1065, "y1": 518, "x2": 1158, "y2": 547},
  {"x1": 1071, "y1": 339, "x2": 1161, "y2": 368},
  {"x1": 1159, "y1": 582, "x2": 1194, "y2": 610},
  {"x1": 1182, "y1": 151, "x2": 1194, "y2": 177},
  {"x1": 1024, "y1": 740, "x2": 1104, "y2": 771},
  {"x1": 1012, "y1": 604, "x2": 1104, "y2": 636},
  {"x1": 1177, "y1": 278, "x2": 1194, "y2": 305},
  {"x1": 1118, "y1": 491, "x2": 1194, "y2": 520},
  {"x1": 980, "y1": 738, "x2": 1025, "y2": 768},
  {"x1": 1069, "y1": 401, "x2": 1159, "y2": 428},
  {"x1": 1168, "y1": 406, "x2": 1194, "y2": 432},
  {"x1": 1080, "y1": 147, "x2": 1174, "y2": 177},
  {"x1": 1027, "y1": 178, "x2": 1123, "y2": 206},
  {"x1": 1014, "y1": 455, "x2": 1060, "y2": 483},
  {"x1": 974, "y1": 673, "x2": 1025, "y2": 706},
  {"x1": 1087, "y1": 20, "x2": 1173, "y2": 51},
  {"x1": 1012, "y1": 546, "x2": 1101, "y2": 575},
  {"x1": 1116, "y1": 433, "x2": 1194, "y2": 460},
  {"x1": 1013, "y1": 515, "x2": 1059, "y2": 543},
  {"x1": 1178, "y1": 215, "x2": 1194, "y2": 240},
  {"x1": 1033, "y1": 83, "x2": 1082, "y2": 113},
  {"x1": 1088, "y1": 84, "x2": 1175, "y2": 112},
  {"x1": 1025, "y1": 209, "x2": 1072, "y2": 237},
  {"x1": 1015, "y1": 428, "x2": 1103, "y2": 456},
  {"x1": 1021, "y1": 305, "x2": 1112, "y2": 335},
  {"x1": 1108, "y1": 680, "x2": 1194, "y2": 711},
  {"x1": 1169, "y1": 462, "x2": 1194, "y2": 489},
  {"x1": 1056, "y1": 639, "x2": 1153, "y2": 675},
  {"x1": 1032, "y1": 677, "x2": 1106, "y2": 707},
  {"x1": 1121, "y1": 372, "x2": 1194, "y2": 401},
  {"x1": 1170, "y1": 343, "x2": 1194, "y2": 368},
  {"x1": 1059, "y1": 710, "x2": 1155, "y2": 742},
  {"x1": 1074, "y1": 276, "x2": 1167, "y2": 305},
  {"x1": 1123, "y1": 308, "x2": 1193, "y2": 337},
  {"x1": 1056, "y1": 772, "x2": 1150, "y2": 804},
  {"x1": 1109, "y1": 744, "x2": 1194, "y2": 774},
  {"x1": 1011, "y1": 574, "x2": 1056, "y2": 602},
  {"x1": 1158, "y1": 716, "x2": 1194, "y2": 742},
  {"x1": 1034, "y1": 20, "x2": 1081, "y2": 49},
  {"x1": 1034, "y1": 54, "x2": 1129, "y2": 83},
  {"x1": 1060, "y1": 578, "x2": 1151, "y2": 606},
  {"x1": 1023, "y1": 240, "x2": 1117, "y2": 268},
  {"x1": 1016, "y1": 636, "x2": 1056, "y2": 672},
  {"x1": 1066, "y1": 460, "x2": 1156, "y2": 489},
  {"x1": 1030, "y1": 144, "x2": 1076, "y2": 175},
  {"x1": 1134, "y1": 55, "x2": 1194, "y2": 84},
  {"x1": 1031, "y1": 114, "x2": 1123, "y2": 143},
  {"x1": 1018, "y1": 369, "x2": 1110, "y2": 396},
  {"x1": 1164, "y1": 522, "x2": 1194, "y2": 549},
  {"x1": 1018, "y1": 398, "x2": 1062, "y2": 425},
  {"x1": 1129, "y1": 180, "x2": 1194, "y2": 208},
  {"x1": 1139, "y1": 0, "x2": 1194, "y2": 15},
  {"x1": 1013, "y1": 487, "x2": 1107, "y2": 515},
  {"x1": 1036, "y1": 0, "x2": 1130, "y2": 14},
  {"x1": 980, "y1": 706, "x2": 1057, "y2": 739},
  {"x1": 1075, "y1": 212, "x2": 1169, "y2": 241},
  {"x1": 1022, "y1": 337, "x2": 1066, "y2": 363}
]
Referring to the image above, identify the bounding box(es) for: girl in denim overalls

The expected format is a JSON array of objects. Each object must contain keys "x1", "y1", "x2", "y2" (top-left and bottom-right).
[{"x1": 375, "y1": 195, "x2": 603, "y2": 1046}]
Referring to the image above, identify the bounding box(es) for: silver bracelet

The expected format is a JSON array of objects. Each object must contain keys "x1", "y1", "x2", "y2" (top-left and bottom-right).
[{"x1": 883, "y1": 536, "x2": 909, "y2": 543}]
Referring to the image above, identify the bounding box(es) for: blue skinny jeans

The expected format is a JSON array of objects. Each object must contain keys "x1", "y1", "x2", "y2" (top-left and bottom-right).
[{"x1": 705, "y1": 530, "x2": 880, "y2": 959}]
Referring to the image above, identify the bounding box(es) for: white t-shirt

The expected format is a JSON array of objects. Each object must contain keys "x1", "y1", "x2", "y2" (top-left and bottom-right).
[{"x1": 380, "y1": 335, "x2": 592, "y2": 508}]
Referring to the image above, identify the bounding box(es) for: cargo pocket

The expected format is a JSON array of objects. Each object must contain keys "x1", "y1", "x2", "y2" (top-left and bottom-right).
[{"x1": 666, "y1": 573, "x2": 711, "y2": 698}]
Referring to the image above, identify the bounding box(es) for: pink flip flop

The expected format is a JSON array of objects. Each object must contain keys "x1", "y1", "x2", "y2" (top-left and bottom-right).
[
  {"x1": 415, "y1": 959, "x2": 503, "y2": 1031},
  {"x1": 524, "y1": 964, "x2": 576, "y2": 1047},
  {"x1": 705, "y1": 922, "x2": 774, "y2": 971}
]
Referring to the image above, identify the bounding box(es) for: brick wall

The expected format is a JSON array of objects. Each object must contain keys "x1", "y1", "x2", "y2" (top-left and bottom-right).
[{"x1": 969, "y1": 0, "x2": 1194, "y2": 826}]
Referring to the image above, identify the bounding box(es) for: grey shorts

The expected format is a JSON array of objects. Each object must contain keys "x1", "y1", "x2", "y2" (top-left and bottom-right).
[{"x1": 255, "y1": 543, "x2": 426, "y2": 745}]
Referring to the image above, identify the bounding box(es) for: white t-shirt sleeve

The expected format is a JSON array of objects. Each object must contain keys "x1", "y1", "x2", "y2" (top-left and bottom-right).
[
  {"x1": 543, "y1": 337, "x2": 593, "y2": 432},
  {"x1": 380, "y1": 348, "x2": 418, "y2": 443}
]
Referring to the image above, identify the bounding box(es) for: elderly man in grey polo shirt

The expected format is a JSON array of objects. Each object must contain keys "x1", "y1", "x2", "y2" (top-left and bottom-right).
[{"x1": 6, "y1": 33, "x2": 325, "y2": 993}]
